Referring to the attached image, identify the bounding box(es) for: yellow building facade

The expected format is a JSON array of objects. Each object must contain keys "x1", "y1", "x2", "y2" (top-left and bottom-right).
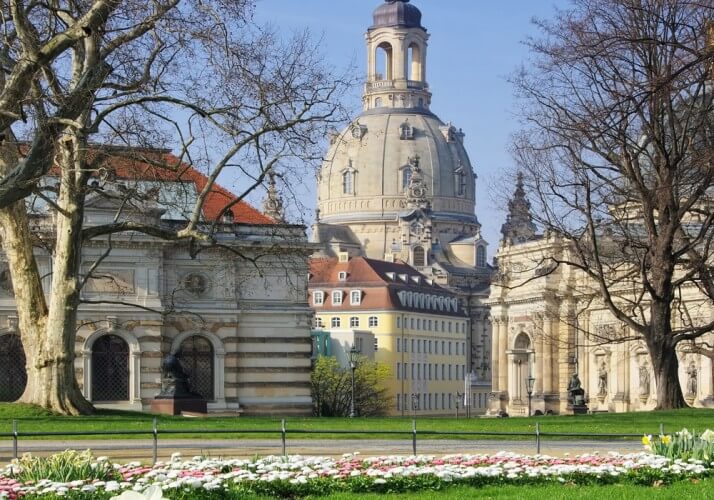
[{"x1": 309, "y1": 254, "x2": 471, "y2": 415}]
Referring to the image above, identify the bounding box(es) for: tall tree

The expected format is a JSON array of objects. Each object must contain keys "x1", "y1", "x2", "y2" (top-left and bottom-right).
[
  {"x1": 0, "y1": 0, "x2": 349, "y2": 414},
  {"x1": 510, "y1": 0, "x2": 714, "y2": 409}
]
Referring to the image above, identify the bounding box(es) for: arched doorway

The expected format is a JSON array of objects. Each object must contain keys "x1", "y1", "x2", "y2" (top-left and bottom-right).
[
  {"x1": 0, "y1": 335, "x2": 26, "y2": 401},
  {"x1": 177, "y1": 335, "x2": 214, "y2": 400},
  {"x1": 91, "y1": 335, "x2": 129, "y2": 401},
  {"x1": 509, "y1": 332, "x2": 533, "y2": 409},
  {"x1": 413, "y1": 246, "x2": 426, "y2": 267}
]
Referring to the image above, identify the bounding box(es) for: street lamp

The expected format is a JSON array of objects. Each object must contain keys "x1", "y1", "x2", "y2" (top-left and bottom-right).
[
  {"x1": 349, "y1": 344, "x2": 359, "y2": 418},
  {"x1": 411, "y1": 393, "x2": 419, "y2": 419},
  {"x1": 526, "y1": 375, "x2": 536, "y2": 417}
]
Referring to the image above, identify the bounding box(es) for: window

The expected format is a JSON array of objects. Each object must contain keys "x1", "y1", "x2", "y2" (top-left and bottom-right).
[
  {"x1": 411, "y1": 339, "x2": 415, "y2": 352},
  {"x1": 315, "y1": 317, "x2": 325, "y2": 328},
  {"x1": 441, "y1": 364, "x2": 445, "y2": 380},
  {"x1": 413, "y1": 246, "x2": 426, "y2": 267},
  {"x1": 417, "y1": 364, "x2": 421, "y2": 379},
  {"x1": 441, "y1": 340, "x2": 445, "y2": 353},
  {"x1": 331, "y1": 317, "x2": 341, "y2": 328},
  {"x1": 428, "y1": 364, "x2": 432, "y2": 380},
  {"x1": 397, "y1": 317, "x2": 401, "y2": 329},
  {"x1": 342, "y1": 170, "x2": 354, "y2": 194},
  {"x1": 410, "y1": 318, "x2": 415, "y2": 329},
  {"x1": 476, "y1": 245, "x2": 487, "y2": 268},
  {"x1": 177, "y1": 335, "x2": 214, "y2": 400},
  {"x1": 397, "y1": 338, "x2": 401, "y2": 352},
  {"x1": 448, "y1": 322, "x2": 452, "y2": 333},
  {"x1": 369, "y1": 316, "x2": 379, "y2": 328},
  {"x1": 332, "y1": 290, "x2": 343, "y2": 305},
  {"x1": 402, "y1": 168, "x2": 412, "y2": 191},
  {"x1": 397, "y1": 363, "x2": 401, "y2": 380},
  {"x1": 449, "y1": 365, "x2": 452, "y2": 380},
  {"x1": 435, "y1": 342, "x2": 439, "y2": 354},
  {"x1": 417, "y1": 318, "x2": 421, "y2": 330},
  {"x1": 374, "y1": 337, "x2": 379, "y2": 351},
  {"x1": 338, "y1": 271, "x2": 348, "y2": 281},
  {"x1": 411, "y1": 363, "x2": 415, "y2": 380},
  {"x1": 0, "y1": 335, "x2": 26, "y2": 402},
  {"x1": 350, "y1": 317, "x2": 359, "y2": 328},
  {"x1": 313, "y1": 291, "x2": 324, "y2": 306},
  {"x1": 449, "y1": 342, "x2": 452, "y2": 355},
  {"x1": 435, "y1": 365, "x2": 439, "y2": 380},
  {"x1": 350, "y1": 290, "x2": 361, "y2": 305},
  {"x1": 417, "y1": 339, "x2": 422, "y2": 353},
  {"x1": 91, "y1": 335, "x2": 129, "y2": 402},
  {"x1": 396, "y1": 395, "x2": 401, "y2": 410}
]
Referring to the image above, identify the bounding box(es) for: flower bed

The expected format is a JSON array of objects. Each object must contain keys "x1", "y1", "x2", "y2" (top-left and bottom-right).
[{"x1": 0, "y1": 450, "x2": 711, "y2": 499}]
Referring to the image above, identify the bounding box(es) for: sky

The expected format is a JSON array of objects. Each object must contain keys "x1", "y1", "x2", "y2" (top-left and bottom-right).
[{"x1": 252, "y1": 0, "x2": 569, "y2": 252}]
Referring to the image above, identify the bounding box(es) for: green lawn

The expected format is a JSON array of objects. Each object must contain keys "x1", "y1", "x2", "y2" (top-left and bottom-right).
[
  {"x1": 1, "y1": 403, "x2": 713, "y2": 441},
  {"x1": 323, "y1": 479, "x2": 714, "y2": 499}
]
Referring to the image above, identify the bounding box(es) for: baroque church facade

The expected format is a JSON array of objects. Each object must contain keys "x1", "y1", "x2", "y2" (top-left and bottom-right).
[
  {"x1": 311, "y1": 0, "x2": 493, "y2": 402},
  {"x1": 487, "y1": 176, "x2": 714, "y2": 415}
]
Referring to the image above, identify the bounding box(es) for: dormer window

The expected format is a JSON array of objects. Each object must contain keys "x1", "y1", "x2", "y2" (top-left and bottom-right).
[
  {"x1": 401, "y1": 166, "x2": 412, "y2": 192},
  {"x1": 332, "y1": 290, "x2": 343, "y2": 305},
  {"x1": 313, "y1": 291, "x2": 324, "y2": 306},
  {"x1": 399, "y1": 121, "x2": 414, "y2": 140},
  {"x1": 454, "y1": 165, "x2": 467, "y2": 197},
  {"x1": 385, "y1": 272, "x2": 396, "y2": 281},
  {"x1": 338, "y1": 271, "x2": 348, "y2": 281},
  {"x1": 350, "y1": 290, "x2": 362, "y2": 305}
]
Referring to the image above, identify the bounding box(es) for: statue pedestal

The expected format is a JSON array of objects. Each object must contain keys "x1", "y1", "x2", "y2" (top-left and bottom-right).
[
  {"x1": 150, "y1": 397, "x2": 207, "y2": 416},
  {"x1": 567, "y1": 403, "x2": 589, "y2": 415}
]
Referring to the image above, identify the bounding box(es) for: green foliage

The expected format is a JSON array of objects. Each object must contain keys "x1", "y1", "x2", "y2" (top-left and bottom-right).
[
  {"x1": 311, "y1": 356, "x2": 391, "y2": 417},
  {"x1": 648, "y1": 428, "x2": 714, "y2": 462},
  {"x1": 9, "y1": 450, "x2": 119, "y2": 483}
]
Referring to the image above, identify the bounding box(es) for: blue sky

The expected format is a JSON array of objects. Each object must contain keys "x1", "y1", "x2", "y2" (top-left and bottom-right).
[{"x1": 253, "y1": 0, "x2": 568, "y2": 251}]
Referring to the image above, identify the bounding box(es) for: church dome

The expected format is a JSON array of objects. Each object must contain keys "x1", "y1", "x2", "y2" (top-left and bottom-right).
[
  {"x1": 318, "y1": 111, "x2": 477, "y2": 225},
  {"x1": 372, "y1": 0, "x2": 422, "y2": 30}
]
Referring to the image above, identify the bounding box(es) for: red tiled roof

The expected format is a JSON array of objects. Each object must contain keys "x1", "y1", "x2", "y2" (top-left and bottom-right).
[
  {"x1": 35, "y1": 145, "x2": 274, "y2": 224},
  {"x1": 308, "y1": 256, "x2": 465, "y2": 317}
]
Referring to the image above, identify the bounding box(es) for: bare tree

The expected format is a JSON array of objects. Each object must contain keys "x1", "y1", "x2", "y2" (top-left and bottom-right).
[
  {"x1": 0, "y1": 0, "x2": 350, "y2": 414},
  {"x1": 510, "y1": 0, "x2": 714, "y2": 409}
]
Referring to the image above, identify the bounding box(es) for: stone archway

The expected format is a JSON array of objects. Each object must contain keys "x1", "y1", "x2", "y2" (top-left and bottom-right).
[{"x1": 170, "y1": 331, "x2": 226, "y2": 408}]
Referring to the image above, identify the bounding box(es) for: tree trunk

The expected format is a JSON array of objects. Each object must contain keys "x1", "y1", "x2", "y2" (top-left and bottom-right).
[{"x1": 647, "y1": 302, "x2": 687, "y2": 410}]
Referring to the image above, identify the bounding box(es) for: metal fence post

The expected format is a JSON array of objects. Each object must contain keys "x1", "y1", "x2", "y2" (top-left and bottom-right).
[
  {"x1": 281, "y1": 419, "x2": 287, "y2": 457},
  {"x1": 660, "y1": 423, "x2": 664, "y2": 436},
  {"x1": 12, "y1": 419, "x2": 18, "y2": 460},
  {"x1": 152, "y1": 417, "x2": 158, "y2": 465},
  {"x1": 412, "y1": 419, "x2": 417, "y2": 456},
  {"x1": 535, "y1": 422, "x2": 541, "y2": 455}
]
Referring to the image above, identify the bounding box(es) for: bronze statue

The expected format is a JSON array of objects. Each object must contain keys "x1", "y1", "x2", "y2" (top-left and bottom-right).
[{"x1": 567, "y1": 373, "x2": 585, "y2": 405}]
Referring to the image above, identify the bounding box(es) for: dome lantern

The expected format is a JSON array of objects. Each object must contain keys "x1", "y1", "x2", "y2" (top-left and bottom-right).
[{"x1": 372, "y1": 0, "x2": 423, "y2": 30}]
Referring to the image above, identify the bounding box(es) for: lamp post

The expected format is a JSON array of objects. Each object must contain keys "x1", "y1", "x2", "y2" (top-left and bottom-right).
[
  {"x1": 526, "y1": 375, "x2": 536, "y2": 417},
  {"x1": 411, "y1": 393, "x2": 419, "y2": 419},
  {"x1": 349, "y1": 344, "x2": 359, "y2": 418},
  {"x1": 455, "y1": 392, "x2": 462, "y2": 419}
]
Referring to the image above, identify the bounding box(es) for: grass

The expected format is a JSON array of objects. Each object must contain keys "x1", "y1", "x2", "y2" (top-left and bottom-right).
[
  {"x1": 322, "y1": 479, "x2": 714, "y2": 499},
  {"x1": 0, "y1": 403, "x2": 713, "y2": 441}
]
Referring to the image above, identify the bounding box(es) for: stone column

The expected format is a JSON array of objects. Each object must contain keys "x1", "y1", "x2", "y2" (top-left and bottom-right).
[
  {"x1": 543, "y1": 315, "x2": 553, "y2": 394},
  {"x1": 491, "y1": 317, "x2": 500, "y2": 390},
  {"x1": 498, "y1": 318, "x2": 509, "y2": 392},
  {"x1": 535, "y1": 319, "x2": 544, "y2": 395},
  {"x1": 393, "y1": 36, "x2": 406, "y2": 81}
]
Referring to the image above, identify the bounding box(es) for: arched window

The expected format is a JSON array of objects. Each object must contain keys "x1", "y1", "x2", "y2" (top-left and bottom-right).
[
  {"x1": 514, "y1": 332, "x2": 531, "y2": 350},
  {"x1": 0, "y1": 335, "x2": 26, "y2": 402},
  {"x1": 413, "y1": 246, "x2": 426, "y2": 267},
  {"x1": 375, "y1": 42, "x2": 393, "y2": 80},
  {"x1": 407, "y1": 43, "x2": 422, "y2": 81},
  {"x1": 177, "y1": 335, "x2": 214, "y2": 400},
  {"x1": 342, "y1": 170, "x2": 354, "y2": 195},
  {"x1": 454, "y1": 168, "x2": 467, "y2": 197},
  {"x1": 91, "y1": 335, "x2": 129, "y2": 401},
  {"x1": 476, "y1": 245, "x2": 487, "y2": 268},
  {"x1": 402, "y1": 168, "x2": 412, "y2": 191}
]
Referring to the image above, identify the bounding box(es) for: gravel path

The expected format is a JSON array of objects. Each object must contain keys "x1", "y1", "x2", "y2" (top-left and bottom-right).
[{"x1": 0, "y1": 438, "x2": 643, "y2": 463}]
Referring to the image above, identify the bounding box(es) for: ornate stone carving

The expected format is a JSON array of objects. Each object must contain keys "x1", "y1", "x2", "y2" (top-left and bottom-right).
[
  {"x1": 686, "y1": 362, "x2": 698, "y2": 398},
  {"x1": 639, "y1": 363, "x2": 651, "y2": 402},
  {"x1": 182, "y1": 273, "x2": 210, "y2": 297},
  {"x1": 597, "y1": 361, "x2": 608, "y2": 399}
]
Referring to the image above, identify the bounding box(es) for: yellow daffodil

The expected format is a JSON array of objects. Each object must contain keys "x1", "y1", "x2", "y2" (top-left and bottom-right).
[
  {"x1": 642, "y1": 435, "x2": 652, "y2": 446},
  {"x1": 660, "y1": 435, "x2": 672, "y2": 445}
]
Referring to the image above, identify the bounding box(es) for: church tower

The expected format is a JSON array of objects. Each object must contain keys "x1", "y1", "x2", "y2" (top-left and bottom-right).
[{"x1": 312, "y1": 0, "x2": 493, "y2": 395}]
